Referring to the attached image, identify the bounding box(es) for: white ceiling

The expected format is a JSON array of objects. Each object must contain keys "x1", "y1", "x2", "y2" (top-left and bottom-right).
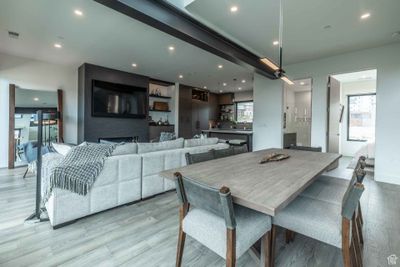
[
  {"x1": 185, "y1": 0, "x2": 400, "y2": 65},
  {"x1": 332, "y1": 69, "x2": 377, "y2": 83},
  {"x1": 0, "y1": 0, "x2": 253, "y2": 93}
]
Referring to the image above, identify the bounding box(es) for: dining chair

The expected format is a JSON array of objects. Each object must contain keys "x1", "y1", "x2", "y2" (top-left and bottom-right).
[
  {"x1": 288, "y1": 145, "x2": 322, "y2": 152},
  {"x1": 174, "y1": 172, "x2": 272, "y2": 267},
  {"x1": 185, "y1": 150, "x2": 215, "y2": 165},
  {"x1": 232, "y1": 145, "x2": 248, "y2": 155},
  {"x1": 214, "y1": 147, "x2": 235, "y2": 159},
  {"x1": 271, "y1": 169, "x2": 366, "y2": 267},
  {"x1": 286, "y1": 159, "x2": 366, "y2": 246}
]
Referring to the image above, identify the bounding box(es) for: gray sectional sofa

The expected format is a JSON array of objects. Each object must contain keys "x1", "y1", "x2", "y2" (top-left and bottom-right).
[{"x1": 43, "y1": 138, "x2": 229, "y2": 228}]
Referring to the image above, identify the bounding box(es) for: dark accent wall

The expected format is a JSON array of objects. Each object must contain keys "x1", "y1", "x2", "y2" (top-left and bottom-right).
[{"x1": 78, "y1": 63, "x2": 149, "y2": 143}]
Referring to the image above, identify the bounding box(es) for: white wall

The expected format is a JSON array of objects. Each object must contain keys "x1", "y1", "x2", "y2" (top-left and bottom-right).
[
  {"x1": 0, "y1": 52, "x2": 78, "y2": 168},
  {"x1": 253, "y1": 42, "x2": 400, "y2": 185},
  {"x1": 253, "y1": 74, "x2": 283, "y2": 150},
  {"x1": 339, "y1": 80, "x2": 376, "y2": 157}
]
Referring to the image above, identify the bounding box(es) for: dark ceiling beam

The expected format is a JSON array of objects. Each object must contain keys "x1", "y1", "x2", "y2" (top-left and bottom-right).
[{"x1": 94, "y1": 0, "x2": 277, "y2": 79}]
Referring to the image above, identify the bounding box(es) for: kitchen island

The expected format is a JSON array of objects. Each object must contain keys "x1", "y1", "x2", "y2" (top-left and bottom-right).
[{"x1": 202, "y1": 129, "x2": 253, "y2": 151}]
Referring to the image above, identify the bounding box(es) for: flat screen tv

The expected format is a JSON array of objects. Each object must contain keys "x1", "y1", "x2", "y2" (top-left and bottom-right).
[{"x1": 92, "y1": 80, "x2": 147, "y2": 118}]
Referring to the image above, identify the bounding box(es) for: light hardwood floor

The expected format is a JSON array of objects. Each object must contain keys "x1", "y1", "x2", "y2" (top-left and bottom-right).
[{"x1": 0, "y1": 166, "x2": 399, "y2": 267}]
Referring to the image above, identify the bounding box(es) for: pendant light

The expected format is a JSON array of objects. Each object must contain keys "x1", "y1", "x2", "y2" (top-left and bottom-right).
[{"x1": 260, "y1": 0, "x2": 294, "y2": 85}]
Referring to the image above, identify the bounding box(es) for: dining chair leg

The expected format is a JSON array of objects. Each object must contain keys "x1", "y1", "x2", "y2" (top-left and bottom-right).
[
  {"x1": 176, "y1": 203, "x2": 189, "y2": 267},
  {"x1": 270, "y1": 225, "x2": 277, "y2": 267},
  {"x1": 358, "y1": 201, "x2": 364, "y2": 226},
  {"x1": 226, "y1": 228, "x2": 236, "y2": 267},
  {"x1": 23, "y1": 167, "x2": 28, "y2": 179},
  {"x1": 260, "y1": 231, "x2": 272, "y2": 267},
  {"x1": 285, "y1": 229, "x2": 292, "y2": 244},
  {"x1": 352, "y1": 216, "x2": 363, "y2": 267},
  {"x1": 350, "y1": 242, "x2": 358, "y2": 267},
  {"x1": 342, "y1": 218, "x2": 352, "y2": 267},
  {"x1": 356, "y1": 215, "x2": 364, "y2": 246}
]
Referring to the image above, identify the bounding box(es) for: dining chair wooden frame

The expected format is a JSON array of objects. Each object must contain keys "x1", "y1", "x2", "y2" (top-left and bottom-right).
[{"x1": 175, "y1": 172, "x2": 272, "y2": 267}]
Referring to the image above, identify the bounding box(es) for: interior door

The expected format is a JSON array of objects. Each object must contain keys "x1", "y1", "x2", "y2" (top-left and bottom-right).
[{"x1": 328, "y1": 76, "x2": 341, "y2": 153}]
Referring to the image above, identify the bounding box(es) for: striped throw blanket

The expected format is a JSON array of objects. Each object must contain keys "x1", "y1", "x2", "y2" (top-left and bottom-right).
[{"x1": 43, "y1": 143, "x2": 116, "y2": 202}]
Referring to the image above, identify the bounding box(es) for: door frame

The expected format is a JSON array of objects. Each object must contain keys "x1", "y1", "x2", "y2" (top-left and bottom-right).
[
  {"x1": 8, "y1": 87, "x2": 64, "y2": 169},
  {"x1": 8, "y1": 84, "x2": 16, "y2": 169},
  {"x1": 282, "y1": 77, "x2": 313, "y2": 147},
  {"x1": 326, "y1": 68, "x2": 378, "y2": 153}
]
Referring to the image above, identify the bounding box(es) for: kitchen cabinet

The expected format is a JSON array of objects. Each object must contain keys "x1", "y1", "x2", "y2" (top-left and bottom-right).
[
  {"x1": 218, "y1": 93, "x2": 234, "y2": 105},
  {"x1": 178, "y1": 85, "x2": 219, "y2": 138}
]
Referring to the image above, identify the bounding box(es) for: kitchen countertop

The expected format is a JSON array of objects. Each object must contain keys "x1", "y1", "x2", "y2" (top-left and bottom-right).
[{"x1": 202, "y1": 129, "x2": 253, "y2": 135}]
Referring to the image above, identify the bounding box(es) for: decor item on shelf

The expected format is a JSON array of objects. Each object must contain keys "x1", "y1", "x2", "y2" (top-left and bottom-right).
[
  {"x1": 157, "y1": 118, "x2": 163, "y2": 125},
  {"x1": 260, "y1": 153, "x2": 290, "y2": 164},
  {"x1": 163, "y1": 116, "x2": 170, "y2": 125},
  {"x1": 149, "y1": 116, "x2": 156, "y2": 126},
  {"x1": 153, "y1": 101, "x2": 169, "y2": 111}
]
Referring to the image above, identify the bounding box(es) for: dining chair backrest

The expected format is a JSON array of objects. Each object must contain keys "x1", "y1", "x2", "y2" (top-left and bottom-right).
[
  {"x1": 341, "y1": 182, "x2": 365, "y2": 220},
  {"x1": 341, "y1": 166, "x2": 366, "y2": 219},
  {"x1": 185, "y1": 150, "x2": 215, "y2": 165},
  {"x1": 288, "y1": 145, "x2": 322, "y2": 152},
  {"x1": 232, "y1": 145, "x2": 248, "y2": 155},
  {"x1": 349, "y1": 157, "x2": 367, "y2": 185},
  {"x1": 174, "y1": 172, "x2": 236, "y2": 229},
  {"x1": 214, "y1": 147, "x2": 235, "y2": 159}
]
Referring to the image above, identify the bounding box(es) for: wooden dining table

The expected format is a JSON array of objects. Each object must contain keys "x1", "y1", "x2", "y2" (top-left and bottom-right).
[{"x1": 160, "y1": 148, "x2": 341, "y2": 216}]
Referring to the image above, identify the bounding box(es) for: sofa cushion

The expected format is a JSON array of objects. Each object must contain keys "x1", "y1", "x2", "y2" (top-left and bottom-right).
[
  {"x1": 51, "y1": 142, "x2": 74, "y2": 156},
  {"x1": 138, "y1": 138, "x2": 184, "y2": 154},
  {"x1": 184, "y1": 138, "x2": 219, "y2": 148},
  {"x1": 112, "y1": 143, "x2": 138, "y2": 155}
]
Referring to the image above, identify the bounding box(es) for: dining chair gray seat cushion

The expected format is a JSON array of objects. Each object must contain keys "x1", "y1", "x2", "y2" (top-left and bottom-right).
[
  {"x1": 273, "y1": 196, "x2": 343, "y2": 248},
  {"x1": 213, "y1": 147, "x2": 234, "y2": 159},
  {"x1": 300, "y1": 175, "x2": 349, "y2": 204},
  {"x1": 183, "y1": 205, "x2": 271, "y2": 259}
]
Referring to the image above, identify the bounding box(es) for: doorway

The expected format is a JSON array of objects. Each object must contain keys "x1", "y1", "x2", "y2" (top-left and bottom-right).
[
  {"x1": 283, "y1": 78, "x2": 312, "y2": 148},
  {"x1": 327, "y1": 70, "x2": 377, "y2": 170}
]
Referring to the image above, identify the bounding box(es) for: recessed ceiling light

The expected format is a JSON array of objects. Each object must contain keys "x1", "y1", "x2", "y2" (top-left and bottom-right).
[
  {"x1": 203, "y1": 86, "x2": 207, "y2": 89},
  {"x1": 230, "y1": 6, "x2": 238, "y2": 13},
  {"x1": 238, "y1": 87, "x2": 242, "y2": 90},
  {"x1": 241, "y1": 79, "x2": 246, "y2": 83},
  {"x1": 300, "y1": 81, "x2": 305, "y2": 85},
  {"x1": 131, "y1": 63, "x2": 137, "y2": 67},
  {"x1": 218, "y1": 65, "x2": 223, "y2": 69},
  {"x1": 54, "y1": 43, "x2": 62, "y2": 48},
  {"x1": 168, "y1": 46, "x2": 175, "y2": 51},
  {"x1": 223, "y1": 83, "x2": 227, "y2": 86},
  {"x1": 74, "y1": 9, "x2": 83, "y2": 16},
  {"x1": 219, "y1": 90, "x2": 223, "y2": 93},
  {"x1": 179, "y1": 74, "x2": 183, "y2": 79},
  {"x1": 360, "y1": 13, "x2": 370, "y2": 19},
  {"x1": 33, "y1": 97, "x2": 39, "y2": 101},
  {"x1": 273, "y1": 41, "x2": 279, "y2": 46}
]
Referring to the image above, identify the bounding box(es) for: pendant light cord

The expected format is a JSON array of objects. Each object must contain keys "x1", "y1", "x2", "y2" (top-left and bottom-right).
[{"x1": 279, "y1": 0, "x2": 283, "y2": 71}]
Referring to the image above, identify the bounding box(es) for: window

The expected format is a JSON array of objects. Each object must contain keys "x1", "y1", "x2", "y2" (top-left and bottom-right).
[
  {"x1": 347, "y1": 94, "x2": 376, "y2": 141},
  {"x1": 236, "y1": 101, "x2": 253, "y2": 123}
]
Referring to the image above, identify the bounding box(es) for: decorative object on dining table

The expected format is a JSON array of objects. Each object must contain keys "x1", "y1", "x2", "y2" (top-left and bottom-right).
[{"x1": 259, "y1": 153, "x2": 290, "y2": 164}]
